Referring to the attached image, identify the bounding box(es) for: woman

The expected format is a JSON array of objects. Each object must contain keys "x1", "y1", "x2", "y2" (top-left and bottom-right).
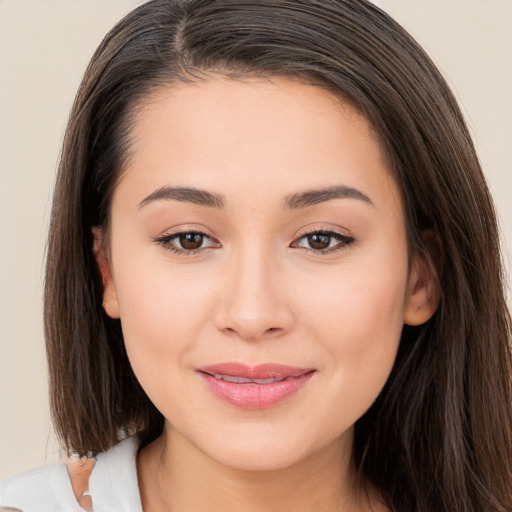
[{"x1": 1, "y1": 0, "x2": 511, "y2": 511}]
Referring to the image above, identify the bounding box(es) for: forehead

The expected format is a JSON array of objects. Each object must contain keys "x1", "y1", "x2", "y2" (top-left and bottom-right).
[
  {"x1": 114, "y1": 76, "x2": 401, "y2": 216},
  {"x1": 128, "y1": 76, "x2": 379, "y2": 158}
]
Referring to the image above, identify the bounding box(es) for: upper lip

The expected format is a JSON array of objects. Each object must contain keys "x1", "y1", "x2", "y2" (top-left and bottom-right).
[{"x1": 197, "y1": 362, "x2": 315, "y2": 380}]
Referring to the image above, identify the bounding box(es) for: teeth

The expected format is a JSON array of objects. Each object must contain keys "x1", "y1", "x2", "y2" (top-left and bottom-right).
[
  {"x1": 212, "y1": 374, "x2": 287, "y2": 384},
  {"x1": 221, "y1": 375, "x2": 253, "y2": 384},
  {"x1": 254, "y1": 377, "x2": 286, "y2": 384}
]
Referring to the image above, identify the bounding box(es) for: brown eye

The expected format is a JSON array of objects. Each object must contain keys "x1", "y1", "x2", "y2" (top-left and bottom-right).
[
  {"x1": 291, "y1": 229, "x2": 355, "y2": 254},
  {"x1": 307, "y1": 233, "x2": 331, "y2": 250},
  {"x1": 179, "y1": 232, "x2": 204, "y2": 250},
  {"x1": 154, "y1": 230, "x2": 220, "y2": 254},
  {"x1": 153, "y1": 231, "x2": 221, "y2": 256}
]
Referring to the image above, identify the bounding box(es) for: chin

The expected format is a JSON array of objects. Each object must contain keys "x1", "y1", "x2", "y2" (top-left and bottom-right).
[
  {"x1": 208, "y1": 440, "x2": 312, "y2": 472},
  {"x1": 186, "y1": 421, "x2": 343, "y2": 473}
]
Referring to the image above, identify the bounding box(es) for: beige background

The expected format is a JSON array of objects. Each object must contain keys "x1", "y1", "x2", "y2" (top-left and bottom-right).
[{"x1": 0, "y1": 1, "x2": 511, "y2": 480}]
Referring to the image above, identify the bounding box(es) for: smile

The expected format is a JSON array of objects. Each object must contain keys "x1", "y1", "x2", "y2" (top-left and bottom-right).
[
  {"x1": 197, "y1": 363, "x2": 316, "y2": 409},
  {"x1": 210, "y1": 374, "x2": 288, "y2": 384}
]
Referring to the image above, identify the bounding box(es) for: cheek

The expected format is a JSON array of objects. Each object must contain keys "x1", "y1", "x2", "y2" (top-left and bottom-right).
[
  {"x1": 297, "y1": 252, "x2": 407, "y2": 416},
  {"x1": 317, "y1": 273, "x2": 406, "y2": 349},
  {"x1": 113, "y1": 254, "x2": 218, "y2": 382},
  {"x1": 298, "y1": 244, "x2": 407, "y2": 339}
]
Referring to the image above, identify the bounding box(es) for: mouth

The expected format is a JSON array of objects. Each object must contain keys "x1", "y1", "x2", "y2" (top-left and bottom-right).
[
  {"x1": 196, "y1": 362, "x2": 316, "y2": 409},
  {"x1": 206, "y1": 374, "x2": 290, "y2": 384}
]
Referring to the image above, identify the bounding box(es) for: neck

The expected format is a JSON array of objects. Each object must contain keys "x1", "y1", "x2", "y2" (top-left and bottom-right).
[{"x1": 137, "y1": 424, "x2": 384, "y2": 512}]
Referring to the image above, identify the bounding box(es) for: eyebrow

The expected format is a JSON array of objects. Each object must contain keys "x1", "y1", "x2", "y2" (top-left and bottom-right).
[
  {"x1": 284, "y1": 185, "x2": 373, "y2": 209},
  {"x1": 138, "y1": 184, "x2": 373, "y2": 210},
  {"x1": 139, "y1": 186, "x2": 226, "y2": 209}
]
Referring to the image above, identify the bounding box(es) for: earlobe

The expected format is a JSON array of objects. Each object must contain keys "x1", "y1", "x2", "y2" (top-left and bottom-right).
[
  {"x1": 92, "y1": 226, "x2": 120, "y2": 319},
  {"x1": 403, "y1": 249, "x2": 440, "y2": 326}
]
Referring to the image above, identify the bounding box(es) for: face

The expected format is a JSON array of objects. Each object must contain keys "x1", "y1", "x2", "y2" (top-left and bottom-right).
[{"x1": 96, "y1": 77, "x2": 436, "y2": 471}]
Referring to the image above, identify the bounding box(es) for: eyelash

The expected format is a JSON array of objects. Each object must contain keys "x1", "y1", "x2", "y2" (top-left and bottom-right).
[
  {"x1": 153, "y1": 230, "x2": 219, "y2": 256},
  {"x1": 153, "y1": 229, "x2": 355, "y2": 256},
  {"x1": 291, "y1": 229, "x2": 355, "y2": 255}
]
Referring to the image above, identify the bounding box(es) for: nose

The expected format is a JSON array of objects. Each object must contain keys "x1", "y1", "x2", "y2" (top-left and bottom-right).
[{"x1": 214, "y1": 245, "x2": 294, "y2": 342}]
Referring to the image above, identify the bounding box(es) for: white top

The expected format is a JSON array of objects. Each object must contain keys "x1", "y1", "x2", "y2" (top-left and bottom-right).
[{"x1": 0, "y1": 437, "x2": 142, "y2": 512}]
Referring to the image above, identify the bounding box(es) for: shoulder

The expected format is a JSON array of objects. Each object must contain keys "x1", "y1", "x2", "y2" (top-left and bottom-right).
[
  {"x1": 0, "y1": 462, "x2": 83, "y2": 512},
  {"x1": 87, "y1": 436, "x2": 142, "y2": 510},
  {"x1": 0, "y1": 437, "x2": 142, "y2": 512}
]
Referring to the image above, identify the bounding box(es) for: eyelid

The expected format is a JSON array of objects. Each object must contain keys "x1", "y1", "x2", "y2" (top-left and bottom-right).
[
  {"x1": 156, "y1": 223, "x2": 216, "y2": 237},
  {"x1": 290, "y1": 226, "x2": 356, "y2": 254},
  {"x1": 152, "y1": 227, "x2": 221, "y2": 255},
  {"x1": 152, "y1": 225, "x2": 355, "y2": 256},
  {"x1": 293, "y1": 224, "x2": 353, "y2": 239}
]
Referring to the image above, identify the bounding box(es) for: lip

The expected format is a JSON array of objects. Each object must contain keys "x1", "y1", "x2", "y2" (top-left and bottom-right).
[{"x1": 196, "y1": 362, "x2": 316, "y2": 409}]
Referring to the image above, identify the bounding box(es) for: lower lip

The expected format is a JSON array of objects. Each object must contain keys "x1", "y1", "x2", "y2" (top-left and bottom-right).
[{"x1": 198, "y1": 371, "x2": 315, "y2": 409}]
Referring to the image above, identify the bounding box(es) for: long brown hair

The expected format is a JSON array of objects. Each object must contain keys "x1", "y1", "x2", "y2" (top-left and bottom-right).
[{"x1": 44, "y1": 1, "x2": 512, "y2": 510}]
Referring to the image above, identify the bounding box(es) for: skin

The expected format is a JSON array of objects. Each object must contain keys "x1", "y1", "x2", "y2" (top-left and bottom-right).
[
  {"x1": 67, "y1": 458, "x2": 94, "y2": 511},
  {"x1": 94, "y1": 76, "x2": 438, "y2": 512}
]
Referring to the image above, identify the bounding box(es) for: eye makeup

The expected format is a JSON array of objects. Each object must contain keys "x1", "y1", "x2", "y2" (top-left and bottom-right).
[{"x1": 152, "y1": 227, "x2": 355, "y2": 257}]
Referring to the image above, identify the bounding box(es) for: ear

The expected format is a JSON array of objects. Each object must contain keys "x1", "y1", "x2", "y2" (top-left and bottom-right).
[
  {"x1": 92, "y1": 226, "x2": 120, "y2": 319},
  {"x1": 403, "y1": 246, "x2": 441, "y2": 326}
]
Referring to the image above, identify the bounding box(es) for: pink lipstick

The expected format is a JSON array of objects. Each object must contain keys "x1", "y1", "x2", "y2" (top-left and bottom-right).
[{"x1": 197, "y1": 362, "x2": 315, "y2": 409}]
